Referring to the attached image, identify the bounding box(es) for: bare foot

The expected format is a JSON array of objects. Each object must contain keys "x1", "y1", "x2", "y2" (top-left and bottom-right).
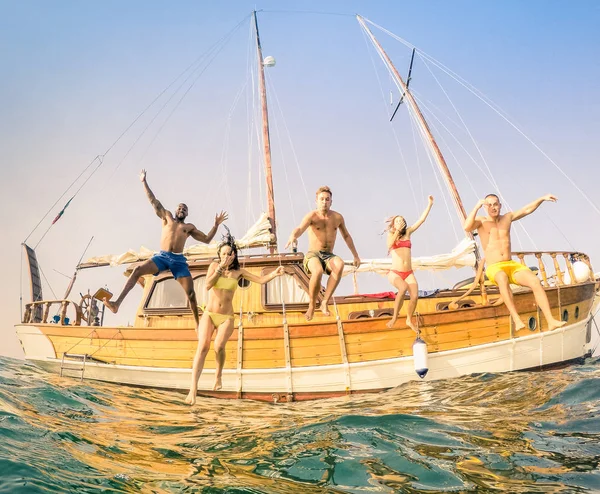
[
  {"x1": 514, "y1": 319, "x2": 526, "y2": 331},
  {"x1": 103, "y1": 298, "x2": 119, "y2": 314},
  {"x1": 386, "y1": 318, "x2": 397, "y2": 329},
  {"x1": 213, "y1": 377, "x2": 222, "y2": 391},
  {"x1": 305, "y1": 304, "x2": 315, "y2": 321},
  {"x1": 548, "y1": 319, "x2": 567, "y2": 331},
  {"x1": 406, "y1": 316, "x2": 416, "y2": 331},
  {"x1": 320, "y1": 300, "x2": 330, "y2": 316},
  {"x1": 184, "y1": 390, "x2": 196, "y2": 406}
]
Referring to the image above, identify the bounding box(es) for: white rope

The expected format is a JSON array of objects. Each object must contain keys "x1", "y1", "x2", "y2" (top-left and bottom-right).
[
  {"x1": 360, "y1": 27, "x2": 419, "y2": 216},
  {"x1": 412, "y1": 92, "x2": 533, "y2": 250},
  {"x1": 265, "y1": 73, "x2": 297, "y2": 225},
  {"x1": 404, "y1": 100, "x2": 461, "y2": 243},
  {"x1": 363, "y1": 16, "x2": 600, "y2": 217},
  {"x1": 265, "y1": 71, "x2": 312, "y2": 213}
]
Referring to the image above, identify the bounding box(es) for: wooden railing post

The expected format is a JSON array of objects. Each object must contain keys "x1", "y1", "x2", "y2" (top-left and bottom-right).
[
  {"x1": 60, "y1": 301, "x2": 68, "y2": 325},
  {"x1": 517, "y1": 253, "x2": 526, "y2": 266},
  {"x1": 550, "y1": 253, "x2": 564, "y2": 286},
  {"x1": 42, "y1": 302, "x2": 50, "y2": 323},
  {"x1": 535, "y1": 253, "x2": 548, "y2": 287}
]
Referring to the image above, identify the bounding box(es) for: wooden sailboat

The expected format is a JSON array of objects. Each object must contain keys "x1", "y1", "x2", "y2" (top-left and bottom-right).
[{"x1": 15, "y1": 12, "x2": 598, "y2": 402}]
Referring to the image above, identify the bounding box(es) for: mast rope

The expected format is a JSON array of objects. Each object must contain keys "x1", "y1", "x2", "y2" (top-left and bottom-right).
[
  {"x1": 23, "y1": 13, "x2": 251, "y2": 249},
  {"x1": 412, "y1": 91, "x2": 534, "y2": 250},
  {"x1": 404, "y1": 101, "x2": 461, "y2": 243},
  {"x1": 415, "y1": 55, "x2": 536, "y2": 250},
  {"x1": 360, "y1": 26, "x2": 419, "y2": 216},
  {"x1": 265, "y1": 71, "x2": 312, "y2": 213},
  {"x1": 363, "y1": 16, "x2": 600, "y2": 217}
]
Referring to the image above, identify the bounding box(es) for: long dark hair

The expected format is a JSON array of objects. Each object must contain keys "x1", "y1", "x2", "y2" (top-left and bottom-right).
[{"x1": 217, "y1": 226, "x2": 240, "y2": 271}]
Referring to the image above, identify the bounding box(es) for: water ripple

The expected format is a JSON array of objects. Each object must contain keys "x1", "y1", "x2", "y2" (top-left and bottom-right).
[{"x1": 0, "y1": 356, "x2": 599, "y2": 492}]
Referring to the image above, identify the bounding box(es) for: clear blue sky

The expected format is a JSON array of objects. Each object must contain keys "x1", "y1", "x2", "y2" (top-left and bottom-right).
[{"x1": 1, "y1": 0, "x2": 599, "y2": 358}]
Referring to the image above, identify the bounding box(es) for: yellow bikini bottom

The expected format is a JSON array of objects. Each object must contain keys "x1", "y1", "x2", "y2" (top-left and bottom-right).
[{"x1": 204, "y1": 310, "x2": 235, "y2": 327}]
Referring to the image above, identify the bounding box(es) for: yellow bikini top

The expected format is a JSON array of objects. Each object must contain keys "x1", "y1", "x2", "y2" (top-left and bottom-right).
[{"x1": 214, "y1": 276, "x2": 238, "y2": 291}]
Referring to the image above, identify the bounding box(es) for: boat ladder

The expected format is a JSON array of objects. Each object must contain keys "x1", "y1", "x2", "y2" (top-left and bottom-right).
[{"x1": 60, "y1": 353, "x2": 90, "y2": 382}]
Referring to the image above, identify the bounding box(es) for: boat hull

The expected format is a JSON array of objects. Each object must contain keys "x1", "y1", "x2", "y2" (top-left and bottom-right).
[{"x1": 16, "y1": 314, "x2": 594, "y2": 402}]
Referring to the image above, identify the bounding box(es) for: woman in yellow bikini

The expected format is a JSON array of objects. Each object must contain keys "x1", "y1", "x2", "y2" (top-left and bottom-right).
[
  {"x1": 386, "y1": 195, "x2": 434, "y2": 329},
  {"x1": 185, "y1": 233, "x2": 284, "y2": 405}
]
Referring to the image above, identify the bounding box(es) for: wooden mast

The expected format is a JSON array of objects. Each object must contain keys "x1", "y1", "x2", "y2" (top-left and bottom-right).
[
  {"x1": 357, "y1": 15, "x2": 471, "y2": 234},
  {"x1": 253, "y1": 10, "x2": 277, "y2": 252}
]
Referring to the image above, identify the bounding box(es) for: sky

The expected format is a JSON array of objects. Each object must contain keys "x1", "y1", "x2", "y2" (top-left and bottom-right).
[{"x1": 1, "y1": 0, "x2": 599, "y2": 359}]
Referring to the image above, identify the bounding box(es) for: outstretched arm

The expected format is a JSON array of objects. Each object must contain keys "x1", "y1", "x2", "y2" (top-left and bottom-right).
[
  {"x1": 339, "y1": 216, "x2": 361, "y2": 268},
  {"x1": 407, "y1": 196, "x2": 434, "y2": 234},
  {"x1": 464, "y1": 199, "x2": 485, "y2": 232},
  {"x1": 189, "y1": 211, "x2": 229, "y2": 244},
  {"x1": 240, "y1": 266, "x2": 285, "y2": 284},
  {"x1": 285, "y1": 212, "x2": 312, "y2": 250},
  {"x1": 511, "y1": 194, "x2": 557, "y2": 222},
  {"x1": 140, "y1": 169, "x2": 168, "y2": 220}
]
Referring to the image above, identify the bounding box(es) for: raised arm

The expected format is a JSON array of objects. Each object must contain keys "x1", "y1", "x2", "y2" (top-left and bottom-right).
[
  {"x1": 407, "y1": 196, "x2": 434, "y2": 234},
  {"x1": 339, "y1": 215, "x2": 361, "y2": 268},
  {"x1": 189, "y1": 211, "x2": 229, "y2": 244},
  {"x1": 140, "y1": 169, "x2": 168, "y2": 221},
  {"x1": 464, "y1": 199, "x2": 485, "y2": 232},
  {"x1": 511, "y1": 194, "x2": 557, "y2": 222},
  {"x1": 240, "y1": 266, "x2": 285, "y2": 284},
  {"x1": 285, "y1": 212, "x2": 313, "y2": 250}
]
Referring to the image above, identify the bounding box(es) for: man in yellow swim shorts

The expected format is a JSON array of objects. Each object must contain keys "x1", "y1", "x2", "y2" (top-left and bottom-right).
[{"x1": 464, "y1": 193, "x2": 566, "y2": 331}]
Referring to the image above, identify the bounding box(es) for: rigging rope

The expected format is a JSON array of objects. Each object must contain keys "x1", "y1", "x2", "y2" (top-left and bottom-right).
[
  {"x1": 360, "y1": 26, "x2": 419, "y2": 217},
  {"x1": 362, "y1": 16, "x2": 600, "y2": 217}
]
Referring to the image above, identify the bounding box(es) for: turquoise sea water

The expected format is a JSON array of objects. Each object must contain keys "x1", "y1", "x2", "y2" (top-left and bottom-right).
[{"x1": 1, "y1": 356, "x2": 600, "y2": 493}]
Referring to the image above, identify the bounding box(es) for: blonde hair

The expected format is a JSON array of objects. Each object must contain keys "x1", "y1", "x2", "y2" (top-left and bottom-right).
[
  {"x1": 316, "y1": 186, "x2": 332, "y2": 197},
  {"x1": 386, "y1": 215, "x2": 407, "y2": 237}
]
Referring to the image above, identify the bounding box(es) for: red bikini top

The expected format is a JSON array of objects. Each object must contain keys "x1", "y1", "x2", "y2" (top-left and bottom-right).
[{"x1": 391, "y1": 239, "x2": 412, "y2": 250}]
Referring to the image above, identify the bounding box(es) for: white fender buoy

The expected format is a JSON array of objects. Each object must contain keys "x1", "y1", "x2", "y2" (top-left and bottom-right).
[
  {"x1": 413, "y1": 337, "x2": 429, "y2": 379},
  {"x1": 263, "y1": 56, "x2": 276, "y2": 67}
]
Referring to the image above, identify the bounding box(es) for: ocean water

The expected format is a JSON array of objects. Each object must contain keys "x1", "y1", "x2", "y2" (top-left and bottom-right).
[{"x1": 1, "y1": 356, "x2": 600, "y2": 493}]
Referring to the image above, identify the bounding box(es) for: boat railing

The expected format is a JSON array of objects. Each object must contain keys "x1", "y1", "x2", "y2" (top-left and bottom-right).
[
  {"x1": 23, "y1": 300, "x2": 83, "y2": 326},
  {"x1": 450, "y1": 250, "x2": 595, "y2": 310}
]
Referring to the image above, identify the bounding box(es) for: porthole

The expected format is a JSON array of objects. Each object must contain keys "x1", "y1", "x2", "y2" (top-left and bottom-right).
[
  {"x1": 575, "y1": 306, "x2": 580, "y2": 319},
  {"x1": 562, "y1": 309, "x2": 569, "y2": 322},
  {"x1": 238, "y1": 277, "x2": 251, "y2": 290},
  {"x1": 528, "y1": 317, "x2": 537, "y2": 331}
]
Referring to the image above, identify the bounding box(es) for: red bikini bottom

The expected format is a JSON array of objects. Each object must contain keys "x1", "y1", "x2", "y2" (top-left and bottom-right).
[{"x1": 389, "y1": 269, "x2": 414, "y2": 280}]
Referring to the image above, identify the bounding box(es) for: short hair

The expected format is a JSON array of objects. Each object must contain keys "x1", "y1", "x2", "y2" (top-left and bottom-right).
[
  {"x1": 484, "y1": 194, "x2": 499, "y2": 201},
  {"x1": 316, "y1": 186, "x2": 332, "y2": 197}
]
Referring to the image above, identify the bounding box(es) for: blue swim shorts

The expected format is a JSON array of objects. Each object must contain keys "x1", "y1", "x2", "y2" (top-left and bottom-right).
[{"x1": 150, "y1": 251, "x2": 191, "y2": 279}]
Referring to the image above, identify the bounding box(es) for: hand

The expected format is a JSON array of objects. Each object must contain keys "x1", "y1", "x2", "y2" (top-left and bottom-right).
[
  {"x1": 353, "y1": 256, "x2": 361, "y2": 268},
  {"x1": 140, "y1": 169, "x2": 147, "y2": 182},
  {"x1": 214, "y1": 210, "x2": 229, "y2": 225},
  {"x1": 428, "y1": 195, "x2": 434, "y2": 204},
  {"x1": 285, "y1": 237, "x2": 295, "y2": 250},
  {"x1": 543, "y1": 194, "x2": 557, "y2": 202},
  {"x1": 219, "y1": 252, "x2": 235, "y2": 270},
  {"x1": 273, "y1": 266, "x2": 285, "y2": 277},
  {"x1": 477, "y1": 199, "x2": 486, "y2": 209}
]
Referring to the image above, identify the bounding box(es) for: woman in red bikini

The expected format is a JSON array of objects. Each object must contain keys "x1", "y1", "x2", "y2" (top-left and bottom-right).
[{"x1": 386, "y1": 195, "x2": 434, "y2": 329}]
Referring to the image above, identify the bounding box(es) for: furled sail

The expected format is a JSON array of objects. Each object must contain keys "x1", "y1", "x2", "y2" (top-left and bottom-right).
[
  {"x1": 79, "y1": 213, "x2": 275, "y2": 268},
  {"x1": 342, "y1": 238, "x2": 477, "y2": 276}
]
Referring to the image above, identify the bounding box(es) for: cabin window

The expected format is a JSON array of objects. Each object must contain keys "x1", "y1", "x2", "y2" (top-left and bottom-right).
[
  {"x1": 265, "y1": 273, "x2": 309, "y2": 304},
  {"x1": 562, "y1": 309, "x2": 569, "y2": 322},
  {"x1": 575, "y1": 306, "x2": 580, "y2": 319},
  {"x1": 528, "y1": 317, "x2": 537, "y2": 331},
  {"x1": 146, "y1": 276, "x2": 207, "y2": 309}
]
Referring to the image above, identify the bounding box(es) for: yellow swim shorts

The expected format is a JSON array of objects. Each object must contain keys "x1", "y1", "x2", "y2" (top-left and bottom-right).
[{"x1": 485, "y1": 260, "x2": 530, "y2": 285}]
